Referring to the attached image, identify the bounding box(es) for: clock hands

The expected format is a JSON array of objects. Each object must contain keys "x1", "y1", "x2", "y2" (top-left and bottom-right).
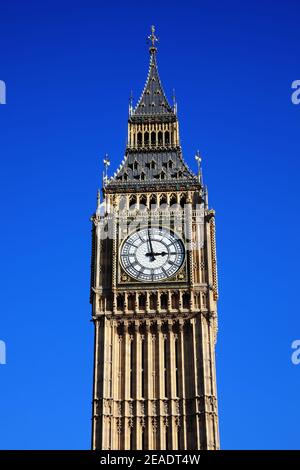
[{"x1": 146, "y1": 229, "x2": 180, "y2": 262}]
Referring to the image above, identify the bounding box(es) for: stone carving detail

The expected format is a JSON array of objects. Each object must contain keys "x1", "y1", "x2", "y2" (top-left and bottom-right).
[
  {"x1": 209, "y1": 215, "x2": 218, "y2": 301},
  {"x1": 174, "y1": 416, "x2": 181, "y2": 427},
  {"x1": 116, "y1": 418, "x2": 122, "y2": 434},
  {"x1": 104, "y1": 399, "x2": 112, "y2": 415},
  {"x1": 128, "y1": 417, "x2": 134, "y2": 428},
  {"x1": 117, "y1": 322, "x2": 124, "y2": 337},
  {"x1": 151, "y1": 417, "x2": 157, "y2": 431},
  {"x1": 140, "y1": 417, "x2": 145, "y2": 429},
  {"x1": 163, "y1": 400, "x2": 168, "y2": 414}
]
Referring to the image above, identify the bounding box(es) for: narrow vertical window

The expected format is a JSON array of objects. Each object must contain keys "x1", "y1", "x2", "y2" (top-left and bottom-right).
[
  {"x1": 130, "y1": 340, "x2": 134, "y2": 398},
  {"x1": 165, "y1": 131, "x2": 170, "y2": 145},
  {"x1": 152, "y1": 332, "x2": 156, "y2": 397},
  {"x1": 141, "y1": 339, "x2": 145, "y2": 398},
  {"x1": 151, "y1": 131, "x2": 156, "y2": 146},
  {"x1": 144, "y1": 131, "x2": 149, "y2": 146},
  {"x1": 175, "y1": 338, "x2": 179, "y2": 397},
  {"x1": 137, "y1": 132, "x2": 142, "y2": 147},
  {"x1": 109, "y1": 344, "x2": 113, "y2": 397},
  {"x1": 164, "y1": 338, "x2": 168, "y2": 397},
  {"x1": 130, "y1": 428, "x2": 134, "y2": 449}
]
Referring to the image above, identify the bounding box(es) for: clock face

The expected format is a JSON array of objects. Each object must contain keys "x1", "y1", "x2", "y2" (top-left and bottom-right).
[{"x1": 120, "y1": 227, "x2": 185, "y2": 282}]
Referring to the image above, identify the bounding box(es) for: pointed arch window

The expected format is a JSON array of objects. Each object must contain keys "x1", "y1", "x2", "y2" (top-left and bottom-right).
[
  {"x1": 150, "y1": 194, "x2": 157, "y2": 208},
  {"x1": 137, "y1": 132, "x2": 142, "y2": 147},
  {"x1": 144, "y1": 132, "x2": 149, "y2": 146},
  {"x1": 150, "y1": 293, "x2": 157, "y2": 310},
  {"x1": 182, "y1": 292, "x2": 190, "y2": 309},
  {"x1": 129, "y1": 195, "x2": 137, "y2": 209},
  {"x1": 139, "y1": 194, "x2": 147, "y2": 209},
  {"x1": 117, "y1": 294, "x2": 124, "y2": 310},
  {"x1": 170, "y1": 193, "x2": 177, "y2": 208},
  {"x1": 171, "y1": 292, "x2": 179, "y2": 310},
  {"x1": 180, "y1": 194, "x2": 187, "y2": 208},
  {"x1": 160, "y1": 194, "x2": 167, "y2": 207},
  {"x1": 133, "y1": 160, "x2": 138, "y2": 170},
  {"x1": 165, "y1": 131, "x2": 170, "y2": 145},
  {"x1": 139, "y1": 294, "x2": 146, "y2": 310},
  {"x1": 151, "y1": 131, "x2": 156, "y2": 146},
  {"x1": 119, "y1": 195, "x2": 126, "y2": 211},
  {"x1": 160, "y1": 293, "x2": 168, "y2": 310},
  {"x1": 128, "y1": 294, "x2": 135, "y2": 311},
  {"x1": 158, "y1": 131, "x2": 163, "y2": 146}
]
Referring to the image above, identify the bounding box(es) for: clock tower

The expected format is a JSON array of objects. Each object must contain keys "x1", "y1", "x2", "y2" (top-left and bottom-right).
[{"x1": 90, "y1": 27, "x2": 220, "y2": 450}]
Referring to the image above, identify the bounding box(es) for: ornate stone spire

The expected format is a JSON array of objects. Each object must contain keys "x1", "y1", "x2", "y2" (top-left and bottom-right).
[
  {"x1": 105, "y1": 28, "x2": 200, "y2": 190},
  {"x1": 132, "y1": 26, "x2": 173, "y2": 117}
]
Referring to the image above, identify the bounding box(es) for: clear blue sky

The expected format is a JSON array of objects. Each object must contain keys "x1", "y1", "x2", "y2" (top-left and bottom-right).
[{"x1": 0, "y1": 0, "x2": 300, "y2": 450}]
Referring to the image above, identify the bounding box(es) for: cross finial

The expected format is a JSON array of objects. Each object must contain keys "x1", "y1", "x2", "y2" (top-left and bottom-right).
[
  {"x1": 172, "y1": 88, "x2": 177, "y2": 113},
  {"x1": 148, "y1": 25, "x2": 159, "y2": 51},
  {"x1": 103, "y1": 154, "x2": 110, "y2": 187},
  {"x1": 195, "y1": 150, "x2": 203, "y2": 184},
  {"x1": 103, "y1": 154, "x2": 110, "y2": 169},
  {"x1": 129, "y1": 90, "x2": 133, "y2": 116}
]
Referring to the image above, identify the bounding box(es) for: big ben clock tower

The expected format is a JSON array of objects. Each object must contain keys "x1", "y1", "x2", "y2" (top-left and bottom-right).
[{"x1": 90, "y1": 27, "x2": 220, "y2": 450}]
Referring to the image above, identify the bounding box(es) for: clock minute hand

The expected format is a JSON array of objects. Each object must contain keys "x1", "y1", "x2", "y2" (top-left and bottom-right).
[{"x1": 147, "y1": 229, "x2": 155, "y2": 261}]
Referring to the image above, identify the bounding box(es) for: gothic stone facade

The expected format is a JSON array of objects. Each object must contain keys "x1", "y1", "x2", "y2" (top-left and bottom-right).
[{"x1": 90, "y1": 30, "x2": 220, "y2": 450}]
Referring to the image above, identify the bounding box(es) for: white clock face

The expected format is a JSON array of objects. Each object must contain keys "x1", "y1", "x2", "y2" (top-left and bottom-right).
[{"x1": 120, "y1": 227, "x2": 185, "y2": 282}]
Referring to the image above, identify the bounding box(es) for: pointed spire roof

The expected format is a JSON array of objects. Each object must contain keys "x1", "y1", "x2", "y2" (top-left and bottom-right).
[
  {"x1": 104, "y1": 27, "x2": 201, "y2": 192},
  {"x1": 132, "y1": 26, "x2": 174, "y2": 117}
]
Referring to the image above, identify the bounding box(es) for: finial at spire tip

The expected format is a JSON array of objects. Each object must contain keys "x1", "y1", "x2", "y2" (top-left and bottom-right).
[{"x1": 148, "y1": 25, "x2": 159, "y2": 53}]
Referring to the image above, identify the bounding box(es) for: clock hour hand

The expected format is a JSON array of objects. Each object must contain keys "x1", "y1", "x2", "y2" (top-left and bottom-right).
[{"x1": 146, "y1": 251, "x2": 168, "y2": 257}]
